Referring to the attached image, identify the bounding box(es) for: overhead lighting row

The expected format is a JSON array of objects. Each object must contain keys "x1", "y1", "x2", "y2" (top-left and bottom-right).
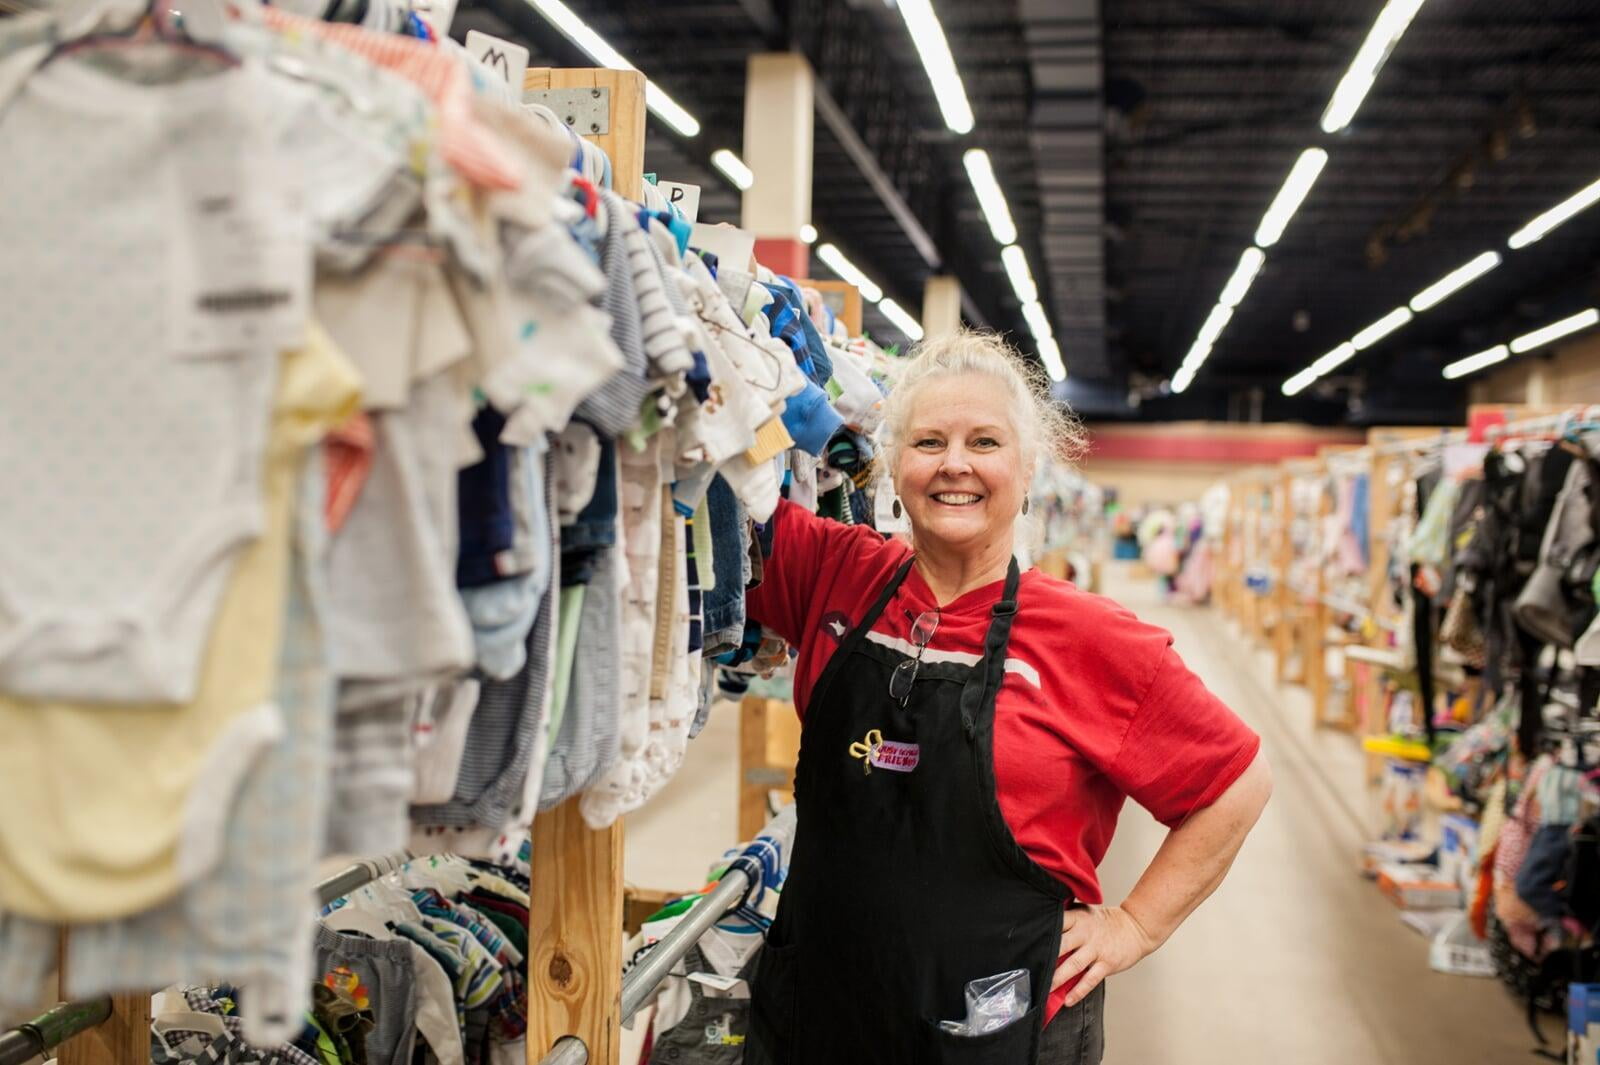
[
  {"x1": 1282, "y1": 173, "x2": 1600, "y2": 394},
  {"x1": 1177, "y1": 0, "x2": 1432, "y2": 393},
  {"x1": 964, "y1": 149, "x2": 1065, "y2": 381},
  {"x1": 1440, "y1": 309, "x2": 1600, "y2": 380},
  {"x1": 815, "y1": 243, "x2": 925, "y2": 341}
]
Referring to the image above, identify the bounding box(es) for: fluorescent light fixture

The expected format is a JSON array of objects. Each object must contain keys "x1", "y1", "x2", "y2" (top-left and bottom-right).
[
  {"x1": 1255, "y1": 149, "x2": 1329, "y2": 248},
  {"x1": 1020, "y1": 299, "x2": 1053, "y2": 340},
  {"x1": 1508, "y1": 177, "x2": 1600, "y2": 250},
  {"x1": 815, "y1": 243, "x2": 884, "y2": 303},
  {"x1": 1509, "y1": 307, "x2": 1600, "y2": 354},
  {"x1": 799, "y1": 224, "x2": 818, "y2": 244},
  {"x1": 1036, "y1": 335, "x2": 1066, "y2": 382},
  {"x1": 1310, "y1": 342, "x2": 1357, "y2": 375},
  {"x1": 1195, "y1": 303, "x2": 1234, "y2": 348},
  {"x1": 1320, "y1": 0, "x2": 1429, "y2": 134},
  {"x1": 963, "y1": 150, "x2": 1017, "y2": 245},
  {"x1": 1442, "y1": 344, "x2": 1510, "y2": 380},
  {"x1": 1218, "y1": 247, "x2": 1267, "y2": 308},
  {"x1": 1171, "y1": 365, "x2": 1195, "y2": 394},
  {"x1": 1181, "y1": 340, "x2": 1212, "y2": 370},
  {"x1": 892, "y1": 0, "x2": 974, "y2": 134},
  {"x1": 878, "y1": 298, "x2": 925, "y2": 341},
  {"x1": 527, "y1": 0, "x2": 702, "y2": 137},
  {"x1": 1351, "y1": 306, "x2": 1413, "y2": 350},
  {"x1": 710, "y1": 149, "x2": 754, "y2": 191},
  {"x1": 1281, "y1": 367, "x2": 1319, "y2": 396},
  {"x1": 1000, "y1": 245, "x2": 1037, "y2": 304},
  {"x1": 1409, "y1": 251, "x2": 1502, "y2": 312}
]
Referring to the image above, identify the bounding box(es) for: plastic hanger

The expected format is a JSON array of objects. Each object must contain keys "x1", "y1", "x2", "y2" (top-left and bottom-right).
[
  {"x1": 322, "y1": 907, "x2": 395, "y2": 940},
  {"x1": 44, "y1": 0, "x2": 237, "y2": 68}
]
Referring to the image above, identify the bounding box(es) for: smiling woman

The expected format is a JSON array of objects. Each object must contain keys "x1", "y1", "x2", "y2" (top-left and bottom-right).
[{"x1": 742, "y1": 330, "x2": 1271, "y2": 1065}]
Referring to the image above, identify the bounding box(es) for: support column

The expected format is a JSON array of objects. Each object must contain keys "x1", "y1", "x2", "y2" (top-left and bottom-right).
[
  {"x1": 1526, "y1": 361, "x2": 1555, "y2": 407},
  {"x1": 921, "y1": 275, "x2": 962, "y2": 339},
  {"x1": 742, "y1": 53, "x2": 814, "y2": 278}
]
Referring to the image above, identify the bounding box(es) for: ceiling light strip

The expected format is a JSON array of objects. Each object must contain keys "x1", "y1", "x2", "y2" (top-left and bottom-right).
[
  {"x1": 1036, "y1": 335, "x2": 1067, "y2": 383},
  {"x1": 1320, "y1": 0, "x2": 1430, "y2": 134},
  {"x1": 1255, "y1": 149, "x2": 1329, "y2": 248},
  {"x1": 814, "y1": 243, "x2": 885, "y2": 303},
  {"x1": 892, "y1": 0, "x2": 974, "y2": 134},
  {"x1": 1408, "y1": 251, "x2": 1502, "y2": 312},
  {"x1": 1020, "y1": 299, "x2": 1054, "y2": 340},
  {"x1": 963, "y1": 150, "x2": 1018, "y2": 245},
  {"x1": 1509, "y1": 308, "x2": 1600, "y2": 354},
  {"x1": 1218, "y1": 248, "x2": 1266, "y2": 308},
  {"x1": 710, "y1": 149, "x2": 754, "y2": 191},
  {"x1": 1351, "y1": 306, "x2": 1413, "y2": 350},
  {"x1": 1000, "y1": 245, "x2": 1037, "y2": 305},
  {"x1": 527, "y1": 0, "x2": 702, "y2": 137},
  {"x1": 877, "y1": 298, "x2": 925, "y2": 341},
  {"x1": 1441, "y1": 345, "x2": 1510, "y2": 380},
  {"x1": 1508, "y1": 177, "x2": 1600, "y2": 250}
]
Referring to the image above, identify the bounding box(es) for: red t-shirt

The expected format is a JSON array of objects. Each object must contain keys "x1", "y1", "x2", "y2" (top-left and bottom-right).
[{"x1": 745, "y1": 501, "x2": 1260, "y2": 1020}]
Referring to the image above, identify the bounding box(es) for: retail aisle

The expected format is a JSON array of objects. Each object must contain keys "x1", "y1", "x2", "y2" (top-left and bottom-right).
[
  {"x1": 624, "y1": 563, "x2": 1534, "y2": 1063},
  {"x1": 1098, "y1": 565, "x2": 1527, "y2": 1064}
]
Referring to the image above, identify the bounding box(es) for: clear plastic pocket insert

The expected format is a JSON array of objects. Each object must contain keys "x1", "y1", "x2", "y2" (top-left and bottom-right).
[{"x1": 936, "y1": 969, "x2": 1031, "y2": 1037}]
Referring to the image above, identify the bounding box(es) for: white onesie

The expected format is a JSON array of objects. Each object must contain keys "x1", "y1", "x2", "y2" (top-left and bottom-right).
[{"x1": 0, "y1": 55, "x2": 311, "y2": 704}]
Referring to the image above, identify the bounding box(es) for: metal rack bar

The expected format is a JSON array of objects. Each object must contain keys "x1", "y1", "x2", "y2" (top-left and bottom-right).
[
  {"x1": 0, "y1": 999, "x2": 113, "y2": 1065},
  {"x1": 535, "y1": 861, "x2": 760, "y2": 1065}
]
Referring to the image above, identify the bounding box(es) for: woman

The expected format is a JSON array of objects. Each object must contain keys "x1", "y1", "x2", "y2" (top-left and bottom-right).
[{"x1": 742, "y1": 332, "x2": 1272, "y2": 1064}]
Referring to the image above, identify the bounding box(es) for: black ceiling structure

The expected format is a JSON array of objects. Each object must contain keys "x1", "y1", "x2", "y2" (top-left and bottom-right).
[
  {"x1": 456, "y1": 0, "x2": 1600, "y2": 424},
  {"x1": 1104, "y1": 0, "x2": 1600, "y2": 423}
]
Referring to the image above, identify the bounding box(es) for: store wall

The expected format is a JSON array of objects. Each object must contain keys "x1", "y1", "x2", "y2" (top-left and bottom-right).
[
  {"x1": 1079, "y1": 421, "x2": 1365, "y2": 508},
  {"x1": 1469, "y1": 331, "x2": 1600, "y2": 406}
]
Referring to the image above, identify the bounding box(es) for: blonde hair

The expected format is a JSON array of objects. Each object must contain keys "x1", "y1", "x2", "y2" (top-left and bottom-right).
[{"x1": 881, "y1": 329, "x2": 1085, "y2": 476}]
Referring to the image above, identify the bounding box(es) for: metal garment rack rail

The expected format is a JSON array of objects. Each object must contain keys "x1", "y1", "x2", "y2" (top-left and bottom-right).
[
  {"x1": 536, "y1": 856, "x2": 764, "y2": 1065},
  {"x1": 0, "y1": 853, "x2": 412, "y2": 1065}
]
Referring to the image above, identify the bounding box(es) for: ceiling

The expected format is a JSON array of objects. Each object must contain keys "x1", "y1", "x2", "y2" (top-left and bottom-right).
[{"x1": 457, "y1": 0, "x2": 1600, "y2": 423}]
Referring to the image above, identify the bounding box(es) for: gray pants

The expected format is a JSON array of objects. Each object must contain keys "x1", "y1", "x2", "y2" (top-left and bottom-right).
[{"x1": 1037, "y1": 983, "x2": 1106, "y2": 1065}]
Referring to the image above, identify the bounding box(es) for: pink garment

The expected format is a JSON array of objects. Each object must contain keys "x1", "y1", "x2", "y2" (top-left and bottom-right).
[
  {"x1": 259, "y1": 7, "x2": 521, "y2": 191},
  {"x1": 1144, "y1": 530, "x2": 1180, "y2": 576},
  {"x1": 1174, "y1": 541, "x2": 1214, "y2": 604}
]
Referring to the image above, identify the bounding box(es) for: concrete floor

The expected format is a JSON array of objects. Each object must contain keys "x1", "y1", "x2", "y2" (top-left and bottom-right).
[{"x1": 624, "y1": 562, "x2": 1535, "y2": 1064}]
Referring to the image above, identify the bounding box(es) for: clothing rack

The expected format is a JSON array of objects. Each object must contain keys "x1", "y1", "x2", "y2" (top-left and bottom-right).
[
  {"x1": 0, "y1": 853, "x2": 412, "y2": 1065},
  {"x1": 536, "y1": 842, "x2": 771, "y2": 1065}
]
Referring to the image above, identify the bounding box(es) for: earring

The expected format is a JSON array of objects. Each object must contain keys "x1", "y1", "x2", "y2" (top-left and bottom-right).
[
  {"x1": 1021, "y1": 495, "x2": 1030, "y2": 515},
  {"x1": 891, "y1": 498, "x2": 903, "y2": 519}
]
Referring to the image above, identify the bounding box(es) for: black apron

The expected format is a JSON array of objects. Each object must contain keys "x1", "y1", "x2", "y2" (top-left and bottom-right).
[{"x1": 747, "y1": 556, "x2": 1075, "y2": 1065}]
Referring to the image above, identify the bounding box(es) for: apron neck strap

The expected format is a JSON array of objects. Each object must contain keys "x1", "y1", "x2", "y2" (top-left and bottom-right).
[{"x1": 959, "y1": 557, "x2": 1022, "y2": 738}]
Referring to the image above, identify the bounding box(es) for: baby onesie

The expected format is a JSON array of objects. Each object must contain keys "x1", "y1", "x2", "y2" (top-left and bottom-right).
[
  {"x1": 0, "y1": 328, "x2": 360, "y2": 921},
  {"x1": 0, "y1": 55, "x2": 309, "y2": 705}
]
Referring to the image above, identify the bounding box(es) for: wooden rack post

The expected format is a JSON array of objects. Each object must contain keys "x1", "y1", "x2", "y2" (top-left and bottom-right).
[{"x1": 523, "y1": 66, "x2": 646, "y2": 1065}]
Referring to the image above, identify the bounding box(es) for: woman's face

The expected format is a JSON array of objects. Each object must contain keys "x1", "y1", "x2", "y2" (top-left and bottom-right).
[{"x1": 896, "y1": 372, "x2": 1027, "y2": 556}]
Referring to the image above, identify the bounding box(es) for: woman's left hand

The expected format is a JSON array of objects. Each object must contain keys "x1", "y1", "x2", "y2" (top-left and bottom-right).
[{"x1": 1051, "y1": 905, "x2": 1158, "y2": 1007}]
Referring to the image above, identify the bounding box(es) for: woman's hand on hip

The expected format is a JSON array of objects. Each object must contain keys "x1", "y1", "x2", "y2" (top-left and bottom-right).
[{"x1": 1051, "y1": 905, "x2": 1157, "y2": 1007}]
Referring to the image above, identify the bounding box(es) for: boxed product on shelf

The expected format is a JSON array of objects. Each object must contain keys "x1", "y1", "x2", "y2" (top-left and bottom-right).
[
  {"x1": 1376, "y1": 862, "x2": 1463, "y2": 910},
  {"x1": 1568, "y1": 983, "x2": 1600, "y2": 1065},
  {"x1": 1361, "y1": 838, "x2": 1435, "y2": 876},
  {"x1": 1438, "y1": 813, "x2": 1480, "y2": 896}
]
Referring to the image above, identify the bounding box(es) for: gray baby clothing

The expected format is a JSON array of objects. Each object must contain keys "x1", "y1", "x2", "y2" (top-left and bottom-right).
[
  {"x1": 538, "y1": 539, "x2": 622, "y2": 809},
  {"x1": 312, "y1": 924, "x2": 418, "y2": 1065}
]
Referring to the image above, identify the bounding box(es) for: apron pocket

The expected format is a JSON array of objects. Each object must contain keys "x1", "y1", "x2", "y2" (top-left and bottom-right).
[
  {"x1": 920, "y1": 1004, "x2": 1043, "y2": 1064},
  {"x1": 747, "y1": 940, "x2": 801, "y2": 1065}
]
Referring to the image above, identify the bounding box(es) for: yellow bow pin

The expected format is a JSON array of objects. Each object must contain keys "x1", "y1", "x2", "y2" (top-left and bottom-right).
[{"x1": 848, "y1": 729, "x2": 885, "y2": 775}]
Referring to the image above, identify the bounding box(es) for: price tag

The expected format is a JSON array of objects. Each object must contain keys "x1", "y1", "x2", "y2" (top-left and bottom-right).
[
  {"x1": 657, "y1": 180, "x2": 701, "y2": 223},
  {"x1": 465, "y1": 30, "x2": 529, "y2": 90},
  {"x1": 169, "y1": 102, "x2": 310, "y2": 358},
  {"x1": 412, "y1": 0, "x2": 457, "y2": 35}
]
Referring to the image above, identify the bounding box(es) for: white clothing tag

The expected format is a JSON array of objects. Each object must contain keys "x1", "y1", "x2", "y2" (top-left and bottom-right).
[
  {"x1": 874, "y1": 466, "x2": 910, "y2": 535},
  {"x1": 414, "y1": 0, "x2": 458, "y2": 35},
  {"x1": 691, "y1": 223, "x2": 756, "y2": 272},
  {"x1": 169, "y1": 86, "x2": 310, "y2": 357},
  {"x1": 465, "y1": 31, "x2": 529, "y2": 90},
  {"x1": 687, "y1": 972, "x2": 750, "y2": 997},
  {"x1": 657, "y1": 181, "x2": 701, "y2": 223}
]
